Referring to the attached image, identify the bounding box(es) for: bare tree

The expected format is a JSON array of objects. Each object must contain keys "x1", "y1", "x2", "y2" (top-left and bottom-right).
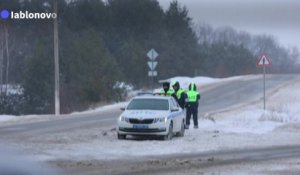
[{"x1": 0, "y1": 23, "x2": 15, "y2": 95}]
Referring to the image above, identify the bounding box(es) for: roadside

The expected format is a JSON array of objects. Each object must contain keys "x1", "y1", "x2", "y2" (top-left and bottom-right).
[{"x1": 1, "y1": 74, "x2": 300, "y2": 174}]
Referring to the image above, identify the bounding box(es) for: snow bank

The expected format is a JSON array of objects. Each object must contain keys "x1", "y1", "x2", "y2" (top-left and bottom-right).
[
  {"x1": 0, "y1": 115, "x2": 17, "y2": 122},
  {"x1": 200, "y1": 109, "x2": 283, "y2": 134},
  {"x1": 0, "y1": 84, "x2": 23, "y2": 95}
]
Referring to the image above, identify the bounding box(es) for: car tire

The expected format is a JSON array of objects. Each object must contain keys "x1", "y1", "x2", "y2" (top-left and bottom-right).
[
  {"x1": 163, "y1": 122, "x2": 173, "y2": 140},
  {"x1": 117, "y1": 133, "x2": 126, "y2": 140},
  {"x1": 177, "y1": 120, "x2": 185, "y2": 137}
]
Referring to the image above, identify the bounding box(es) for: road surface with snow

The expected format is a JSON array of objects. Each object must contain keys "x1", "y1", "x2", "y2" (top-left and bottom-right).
[{"x1": 1, "y1": 74, "x2": 300, "y2": 174}]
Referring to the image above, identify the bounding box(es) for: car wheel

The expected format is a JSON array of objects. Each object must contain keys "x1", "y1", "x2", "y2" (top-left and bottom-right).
[
  {"x1": 163, "y1": 122, "x2": 173, "y2": 140},
  {"x1": 177, "y1": 120, "x2": 185, "y2": 137},
  {"x1": 117, "y1": 133, "x2": 126, "y2": 140}
]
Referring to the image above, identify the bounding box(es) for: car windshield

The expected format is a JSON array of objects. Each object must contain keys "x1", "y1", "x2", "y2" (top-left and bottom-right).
[{"x1": 127, "y1": 99, "x2": 169, "y2": 110}]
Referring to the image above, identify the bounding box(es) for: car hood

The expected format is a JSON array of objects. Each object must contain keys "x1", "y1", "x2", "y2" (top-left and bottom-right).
[{"x1": 122, "y1": 110, "x2": 169, "y2": 119}]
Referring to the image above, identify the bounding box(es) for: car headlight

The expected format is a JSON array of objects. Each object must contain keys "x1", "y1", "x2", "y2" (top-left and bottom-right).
[
  {"x1": 154, "y1": 117, "x2": 168, "y2": 123},
  {"x1": 119, "y1": 116, "x2": 125, "y2": 122},
  {"x1": 119, "y1": 116, "x2": 129, "y2": 122}
]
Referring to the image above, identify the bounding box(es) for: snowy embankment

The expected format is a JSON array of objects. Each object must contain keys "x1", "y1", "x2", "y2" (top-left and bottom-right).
[{"x1": 0, "y1": 102, "x2": 128, "y2": 126}]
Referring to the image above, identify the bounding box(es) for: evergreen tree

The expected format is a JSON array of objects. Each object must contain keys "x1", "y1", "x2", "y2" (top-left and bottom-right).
[
  {"x1": 22, "y1": 39, "x2": 54, "y2": 114},
  {"x1": 60, "y1": 29, "x2": 121, "y2": 112}
]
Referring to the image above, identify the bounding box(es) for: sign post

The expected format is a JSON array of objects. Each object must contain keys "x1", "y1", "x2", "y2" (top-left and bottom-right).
[
  {"x1": 147, "y1": 49, "x2": 158, "y2": 89},
  {"x1": 256, "y1": 53, "x2": 272, "y2": 110}
]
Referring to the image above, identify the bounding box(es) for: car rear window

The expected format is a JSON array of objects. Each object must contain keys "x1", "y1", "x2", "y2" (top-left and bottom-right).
[{"x1": 127, "y1": 99, "x2": 169, "y2": 110}]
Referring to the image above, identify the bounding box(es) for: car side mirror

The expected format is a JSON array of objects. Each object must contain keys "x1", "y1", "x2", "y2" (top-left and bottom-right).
[
  {"x1": 120, "y1": 107, "x2": 125, "y2": 111},
  {"x1": 171, "y1": 108, "x2": 179, "y2": 112}
]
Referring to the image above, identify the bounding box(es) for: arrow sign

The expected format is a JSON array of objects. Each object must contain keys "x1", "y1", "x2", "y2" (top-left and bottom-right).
[
  {"x1": 147, "y1": 61, "x2": 158, "y2": 70},
  {"x1": 147, "y1": 49, "x2": 158, "y2": 60},
  {"x1": 257, "y1": 53, "x2": 272, "y2": 67}
]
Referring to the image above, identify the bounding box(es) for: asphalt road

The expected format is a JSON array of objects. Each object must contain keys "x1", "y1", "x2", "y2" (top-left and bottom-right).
[
  {"x1": 198, "y1": 74, "x2": 295, "y2": 115},
  {"x1": 63, "y1": 145, "x2": 300, "y2": 175},
  {"x1": 0, "y1": 74, "x2": 296, "y2": 138}
]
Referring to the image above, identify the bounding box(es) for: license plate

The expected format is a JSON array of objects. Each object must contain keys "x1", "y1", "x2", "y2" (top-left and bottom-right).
[{"x1": 133, "y1": 125, "x2": 149, "y2": 129}]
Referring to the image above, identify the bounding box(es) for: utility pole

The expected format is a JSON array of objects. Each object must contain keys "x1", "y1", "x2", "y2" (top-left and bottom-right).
[{"x1": 53, "y1": 0, "x2": 60, "y2": 115}]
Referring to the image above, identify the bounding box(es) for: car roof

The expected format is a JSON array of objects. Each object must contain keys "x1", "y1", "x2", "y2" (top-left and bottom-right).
[{"x1": 132, "y1": 95, "x2": 172, "y2": 100}]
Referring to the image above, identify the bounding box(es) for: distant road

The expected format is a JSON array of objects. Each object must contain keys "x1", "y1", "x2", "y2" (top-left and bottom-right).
[
  {"x1": 0, "y1": 74, "x2": 297, "y2": 138},
  {"x1": 198, "y1": 74, "x2": 297, "y2": 115}
]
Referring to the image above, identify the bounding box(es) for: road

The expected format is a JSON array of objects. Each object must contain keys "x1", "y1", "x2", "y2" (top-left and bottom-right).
[
  {"x1": 0, "y1": 74, "x2": 299, "y2": 174},
  {"x1": 0, "y1": 74, "x2": 294, "y2": 137},
  {"x1": 60, "y1": 145, "x2": 300, "y2": 175}
]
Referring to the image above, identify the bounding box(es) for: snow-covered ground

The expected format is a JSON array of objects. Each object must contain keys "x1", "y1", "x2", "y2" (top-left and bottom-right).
[
  {"x1": 0, "y1": 102, "x2": 127, "y2": 126},
  {"x1": 2, "y1": 75, "x2": 300, "y2": 164},
  {"x1": 0, "y1": 84, "x2": 23, "y2": 95}
]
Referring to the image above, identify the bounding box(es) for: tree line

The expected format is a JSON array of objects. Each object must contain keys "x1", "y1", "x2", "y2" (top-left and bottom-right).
[{"x1": 0, "y1": 0, "x2": 299, "y2": 114}]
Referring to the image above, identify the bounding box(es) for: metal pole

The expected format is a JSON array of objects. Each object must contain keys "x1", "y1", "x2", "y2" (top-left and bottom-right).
[
  {"x1": 54, "y1": 0, "x2": 60, "y2": 115},
  {"x1": 151, "y1": 52, "x2": 154, "y2": 90},
  {"x1": 263, "y1": 64, "x2": 266, "y2": 111},
  {"x1": 152, "y1": 61, "x2": 154, "y2": 90},
  {"x1": 152, "y1": 76, "x2": 155, "y2": 90}
]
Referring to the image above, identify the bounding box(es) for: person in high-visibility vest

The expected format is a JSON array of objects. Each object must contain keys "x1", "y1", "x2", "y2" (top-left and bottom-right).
[
  {"x1": 171, "y1": 81, "x2": 186, "y2": 109},
  {"x1": 160, "y1": 82, "x2": 174, "y2": 96},
  {"x1": 186, "y1": 83, "x2": 200, "y2": 129}
]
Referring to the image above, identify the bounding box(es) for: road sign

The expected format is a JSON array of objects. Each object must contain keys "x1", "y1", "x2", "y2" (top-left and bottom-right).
[
  {"x1": 147, "y1": 61, "x2": 158, "y2": 70},
  {"x1": 257, "y1": 53, "x2": 271, "y2": 67},
  {"x1": 148, "y1": 71, "x2": 157, "y2": 77},
  {"x1": 257, "y1": 52, "x2": 271, "y2": 111},
  {"x1": 147, "y1": 49, "x2": 159, "y2": 61}
]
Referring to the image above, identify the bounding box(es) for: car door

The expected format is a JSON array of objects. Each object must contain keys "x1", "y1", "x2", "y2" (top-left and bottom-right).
[{"x1": 170, "y1": 97, "x2": 181, "y2": 132}]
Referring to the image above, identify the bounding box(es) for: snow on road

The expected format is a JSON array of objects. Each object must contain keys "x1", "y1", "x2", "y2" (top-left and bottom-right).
[{"x1": 1, "y1": 74, "x2": 300, "y2": 163}]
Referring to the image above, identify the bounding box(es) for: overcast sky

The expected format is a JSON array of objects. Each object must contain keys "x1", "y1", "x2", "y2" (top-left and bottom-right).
[{"x1": 158, "y1": 0, "x2": 300, "y2": 49}]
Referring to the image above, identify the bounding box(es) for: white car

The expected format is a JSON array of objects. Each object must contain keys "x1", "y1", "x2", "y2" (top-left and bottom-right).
[{"x1": 117, "y1": 95, "x2": 185, "y2": 140}]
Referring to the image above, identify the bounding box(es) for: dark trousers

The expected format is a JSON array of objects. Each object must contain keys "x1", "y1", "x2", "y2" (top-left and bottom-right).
[{"x1": 186, "y1": 106, "x2": 198, "y2": 126}]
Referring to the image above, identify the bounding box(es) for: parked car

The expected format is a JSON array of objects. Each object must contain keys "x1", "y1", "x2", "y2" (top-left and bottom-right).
[{"x1": 117, "y1": 95, "x2": 185, "y2": 140}]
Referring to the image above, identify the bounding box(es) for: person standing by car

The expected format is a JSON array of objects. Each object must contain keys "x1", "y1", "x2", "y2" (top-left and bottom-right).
[
  {"x1": 160, "y1": 82, "x2": 174, "y2": 96},
  {"x1": 186, "y1": 83, "x2": 200, "y2": 129},
  {"x1": 171, "y1": 81, "x2": 186, "y2": 109}
]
